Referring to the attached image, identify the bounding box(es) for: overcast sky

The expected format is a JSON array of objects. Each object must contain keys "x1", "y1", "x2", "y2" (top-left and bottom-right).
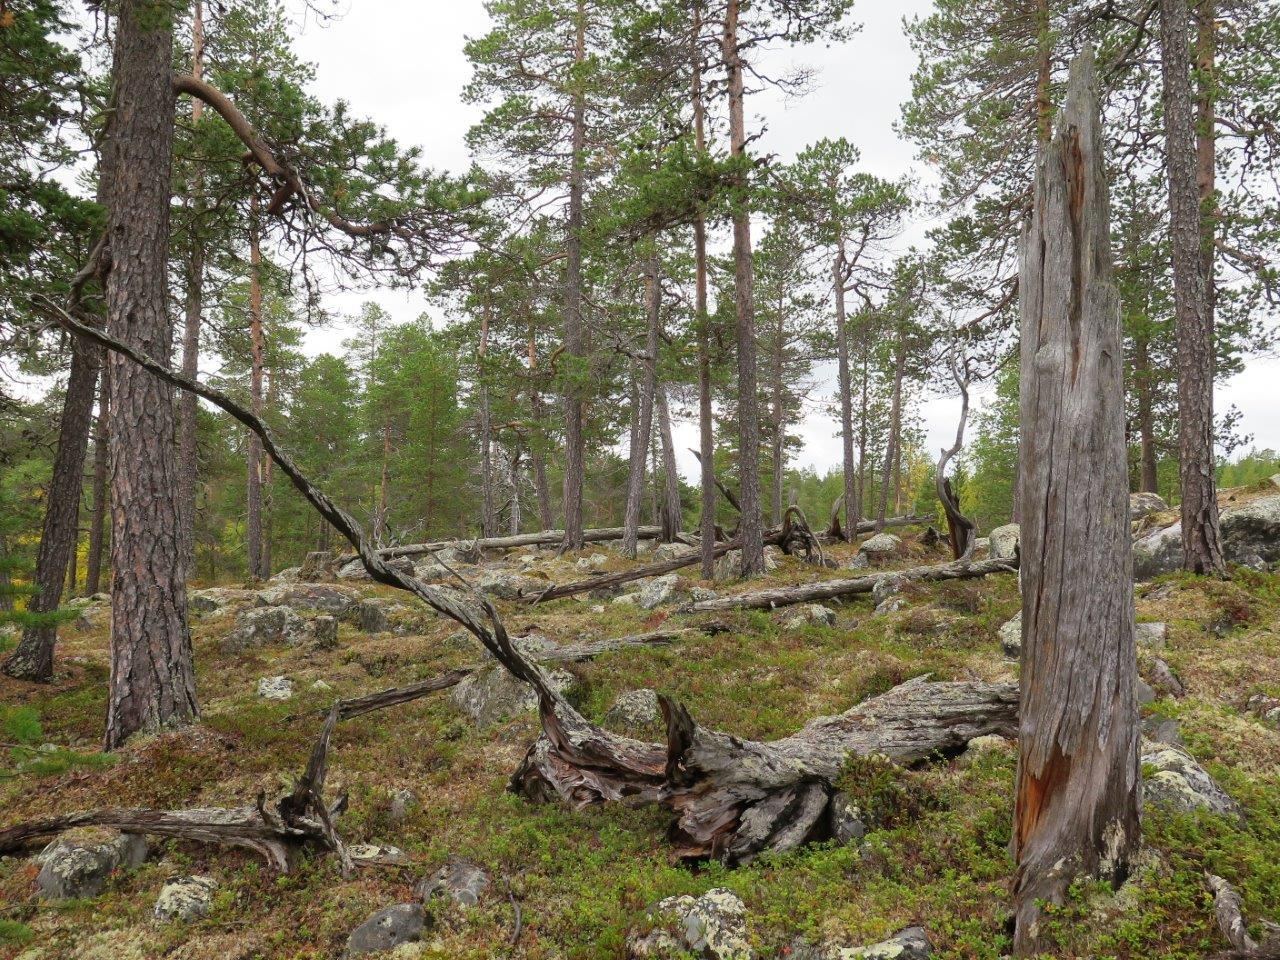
[{"x1": 286, "y1": 0, "x2": 1280, "y2": 479}]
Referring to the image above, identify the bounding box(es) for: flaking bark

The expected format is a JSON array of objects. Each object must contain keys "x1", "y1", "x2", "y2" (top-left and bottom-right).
[{"x1": 1012, "y1": 51, "x2": 1140, "y2": 953}]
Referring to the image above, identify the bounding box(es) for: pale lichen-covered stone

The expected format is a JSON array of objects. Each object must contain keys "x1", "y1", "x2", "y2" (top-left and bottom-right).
[
  {"x1": 628, "y1": 888, "x2": 754, "y2": 959},
  {"x1": 989, "y1": 524, "x2": 1020, "y2": 560},
  {"x1": 153, "y1": 875, "x2": 217, "y2": 922},
  {"x1": 34, "y1": 830, "x2": 148, "y2": 900},
  {"x1": 638, "y1": 574, "x2": 683, "y2": 610},
  {"x1": 344, "y1": 904, "x2": 424, "y2": 958},
  {"x1": 449, "y1": 665, "x2": 575, "y2": 727},
  {"x1": 257, "y1": 676, "x2": 293, "y2": 701},
  {"x1": 605, "y1": 688, "x2": 661, "y2": 728},
  {"x1": 859, "y1": 533, "x2": 902, "y2": 557},
  {"x1": 1142, "y1": 742, "x2": 1241, "y2": 819},
  {"x1": 783, "y1": 604, "x2": 838, "y2": 629},
  {"x1": 999, "y1": 613, "x2": 1022, "y2": 658}
]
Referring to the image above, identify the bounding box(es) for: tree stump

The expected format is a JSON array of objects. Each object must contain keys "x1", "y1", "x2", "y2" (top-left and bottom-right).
[{"x1": 1012, "y1": 49, "x2": 1140, "y2": 953}]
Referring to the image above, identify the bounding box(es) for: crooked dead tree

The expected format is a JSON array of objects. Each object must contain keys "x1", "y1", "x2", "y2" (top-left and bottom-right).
[
  {"x1": 937, "y1": 350, "x2": 977, "y2": 561},
  {"x1": 1012, "y1": 52, "x2": 1140, "y2": 954},
  {"x1": 102, "y1": 0, "x2": 199, "y2": 749}
]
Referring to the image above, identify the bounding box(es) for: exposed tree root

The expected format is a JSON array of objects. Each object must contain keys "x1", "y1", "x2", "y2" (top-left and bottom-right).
[
  {"x1": 685, "y1": 556, "x2": 1018, "y2": 613},
  {"x1": 1207, "y1": 872, "x2": 1280, "y2": 959},
  {"x1": 513, "y1": 676, "x2": 1019, "y2": 863}
]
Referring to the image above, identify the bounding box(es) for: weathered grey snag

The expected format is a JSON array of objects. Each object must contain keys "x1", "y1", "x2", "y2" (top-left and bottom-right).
[{"x1": 1012, "y1": 51, "x2": 1140, "y2": 954}]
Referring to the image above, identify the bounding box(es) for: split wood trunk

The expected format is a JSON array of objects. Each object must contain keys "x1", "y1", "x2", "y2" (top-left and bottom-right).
[
  {"x1": 512, "y1": 676, "x2": 1018, "y2": 863},
  {"x1": 1012, "y1": 51, "x2": 1139, "y2": 954}
]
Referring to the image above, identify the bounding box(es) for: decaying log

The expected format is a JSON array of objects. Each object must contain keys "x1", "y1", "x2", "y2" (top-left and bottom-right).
[
  {"x1": 1012, "y1": 52, "x2": 1140, "y2": 954},
  {"x1": 512, "y1": 675, "x2": 1019, "y2": 863},
  {"x1": 371, "y1": 526, "x2": 669, "y2": 561},
  {"x1": 685, "y1": 556, "x2": 1018, "y2": 613},
  {"x1": 819, "y1": 513, "x2": 931, "y2": 545},
  {"x1": 1205, "y1": 872, "x2": 1280, "y2": 959}
]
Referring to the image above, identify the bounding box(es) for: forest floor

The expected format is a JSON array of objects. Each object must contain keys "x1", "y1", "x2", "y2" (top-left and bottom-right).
[{"x1": 1, "y1": 495, "x2": 1279, "y2": 959}]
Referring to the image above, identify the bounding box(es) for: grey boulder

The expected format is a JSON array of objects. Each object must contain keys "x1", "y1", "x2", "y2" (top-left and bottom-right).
[
  {"x1": 415, "y1": 858, "x2": 489, "y2": 908},
  {"x1": 35, "y1": 831, "x2": 148, "y2": 900},
  {"x1": 153, "y1": 875, "x2": 217, "y2": 922},
  {"x1": 1129, "y1": 492, "x2": 1170, "y2": 519},
  {"x1": 605, "y1": 688, "x2": 661, "y2": 728},
  {"x1": 628, "y1": 887, "x2": 754, "y2": 959},
  {"x1": 638, "y1": 574, "x2": 683, "y2": 610},
  {"x1": 344, "y1": 903, "x2": 425, "y2": 958},
  {"x1": 1142, "y1": 741, "x2": 1241, "y2": 819},
  {"x1": 449, "y1": 665, "x2": 575, "y2": 727},
  {"x1": 989, "y1": 524, "x2": 1020, "y2": 561}
]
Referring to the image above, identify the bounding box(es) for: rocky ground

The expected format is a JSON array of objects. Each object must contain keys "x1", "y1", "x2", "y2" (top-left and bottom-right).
[{"x1": 1, "y1": 480, "x2": 1279, "y2": 959}]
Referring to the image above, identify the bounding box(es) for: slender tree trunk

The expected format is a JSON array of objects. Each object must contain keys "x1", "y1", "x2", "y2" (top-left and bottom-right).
[
  {"x1": 876, "y1": 335, "x2": 905, "y2": 532},
  {"x1": 478, "y1": 302, "x2": 496, "y2": 538},
  {"x1": 724, "y1": 0, "x2": 764, "y2": 575},
  {"x1": 770, "y1": 295, "x2": 785, "y2": 528},
  {"x1": 623, "y1": 260, "x2": 660, "y2": 558},
  {"x1": 656, "y1": 384, "x2": 681, "y2": 542},
  {"x1": 559, "y1": 1, "x2": 588, "y2": 553},
  {"x1": 1134, "y1": 328, "x2": 1160, "y2": 493},
  {"x1": 176, "y1": 0, "x2": 204, "y2": 575},
  {"x1": 508, "y1": 449, "x2": 522, "y2": 537},
  {"x1": 85, "y1": 362, "x2": 111, "y2": 595},
  {"x1": 527, "y1": 317, "x2": 554, "y2": 529},
  {"x1": 103, "y1": 0, "x2": 198, "y2": 750},
  {"x1": 261, "y1": 369, "x2": 275, "y2": 576},
  {"x1": 1012, "y1": 54, "x2": 1139, "y2": 953},
  {"x1": 65, "y1": 522, "x2": 79, "y2": 597},
  {"x1": 1196, "y1": 0, "x2": 1216, "y2": 303},
  {"x1": 857, "y1": 351, "x2": 869, "y2": 516},
  {"x1": 834, "y1": 248, "x2": 858, "y2": 537},
  {"x1": 375, "y1": 413, "x2": 391, "y2": 544},
  {"x1": 245, "y1": 200, "x2": 266, "y2": 580},
  {"x1": 1159, "y1": 0, "x2": 1226, "y2": 575},
  {"x1": 692, "y1": 0, "x2": 716, "y2": 576},
  {"x1": 3, "y1": 338, "x2": 99, "y2": 681}
]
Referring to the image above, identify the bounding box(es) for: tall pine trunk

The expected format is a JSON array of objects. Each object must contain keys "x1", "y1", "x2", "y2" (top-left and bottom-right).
[
  {"x1": 176, "y1": 0, "x2": 204, "y2": 575},
  {"x1": 1134, "y1": 328, "x2": 1160, "y2": 493},
  {"x1": 103, "y1": 0, "x2": 198, "y2": 750},
  {"x1": 622, "y1": 254, "x2": 660, "y2": 557},
  {"x1": 833, "y1": 244, "x2": 859, "y2": 536},
  {"x1": 1012, "y1": 53, "x2": 1139, "y2": 952},
  {"x1": 875, "y1": 334, "x2": 905, "y2": 532},
  {"x1": 692, "y1": 0, "x2": 716, "y2": 576},
  {"x1": 770, "y1": 292, "x2": 785, "y2": 527},
  {"x1": 656, "y1": 384, "x2": 682, "y2": 542},
  {"x1": 559, "y1": 1, "x2": 588, "y2": 553},
  {"x1": 85, "y1": 362, "x2": 111, "y2": 595},
  {"x1": 724, "y1": 0, "x2": 764, "y2": 575},
  {"x1": 3, "y1": 334, "x2": 99, "y2": 681},
  {"x1": 245, "y1": 202, "x2": 266, "y2": 580},
  {"x1": 1159, "y1": 0, "x2": 1226, "y2": 575},
  {"x1": 527, "y1": 317, "x2": 554, "y2": 530},
  {"x1": 478, "y1": 302, "x2": 496, "y2": 537}
]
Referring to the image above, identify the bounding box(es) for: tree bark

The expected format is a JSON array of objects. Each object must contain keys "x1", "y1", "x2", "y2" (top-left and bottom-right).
[
  {"x1": 875, "y1": 333, "x2": 905, "y2": 532},
  {"x1": 246, "y1": 199, "x2": 266, "y2": 581},
  {"x1": 724, "y1": 0, "x2": 764, "y2": 576},
  {"x1": 1012, "y1": 52, "x2": 1140, "y2": 954},
  {"x1": 513, "y1": 676, "x2": 1018, "y2": 863},
  {"x1": 176, "y1": 0, "x2": 205, "y2": 575},
  {"x1": 85, "y1": 362, "x2": 111, "y2": 595},
  {"x1": 102, "y1": 0, "x2": 198, "y2": 750},
  {"x1": 527, "y1": 318, "x2": 555, "y2": 530},
  {"x1": 3, "y1": 335, "x2": 99, "y2": 680},
  {"x1": 692, "y1": 2, "x2": 716, "y2": 577},
  {"x1": 622, "y1": 255, "x2": 660, "y2": 558},
  {"x1": 655, "y1": 383, "x2": 682, "y2": 543},
  {"x1": 558, "y1": 0, "x2": 588, "y2": 553},
  {"x1": 1134, "y1": 326, "x2": 1160, "y2": 493},
  {"x1": 478, "y1": 301, "x2": 496, "y2": 538},
  {"x1": 1160, "y1": 0, "x2": 1226, "y2": 575},
  {"x1": 834, "y1": 247, "x2": 859, "y2": 538},
  {"x1": 770, "y1": 289, "x2": 785, "y2": 528}
]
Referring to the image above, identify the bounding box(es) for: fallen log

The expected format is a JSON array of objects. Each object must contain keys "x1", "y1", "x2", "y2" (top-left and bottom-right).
[
  {"x1": 1206, "y1": 872, "x2": 1280, "y2": 959},
  {"x1": 684, "y1": 556, "x2": 1018, "y2": 613},
  {"x1": 371, "y1": 526, "x2": 670, "y2": 561},
  {"x1": 512, "y1": 675, "x2": 1019, "y2": 863}
]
